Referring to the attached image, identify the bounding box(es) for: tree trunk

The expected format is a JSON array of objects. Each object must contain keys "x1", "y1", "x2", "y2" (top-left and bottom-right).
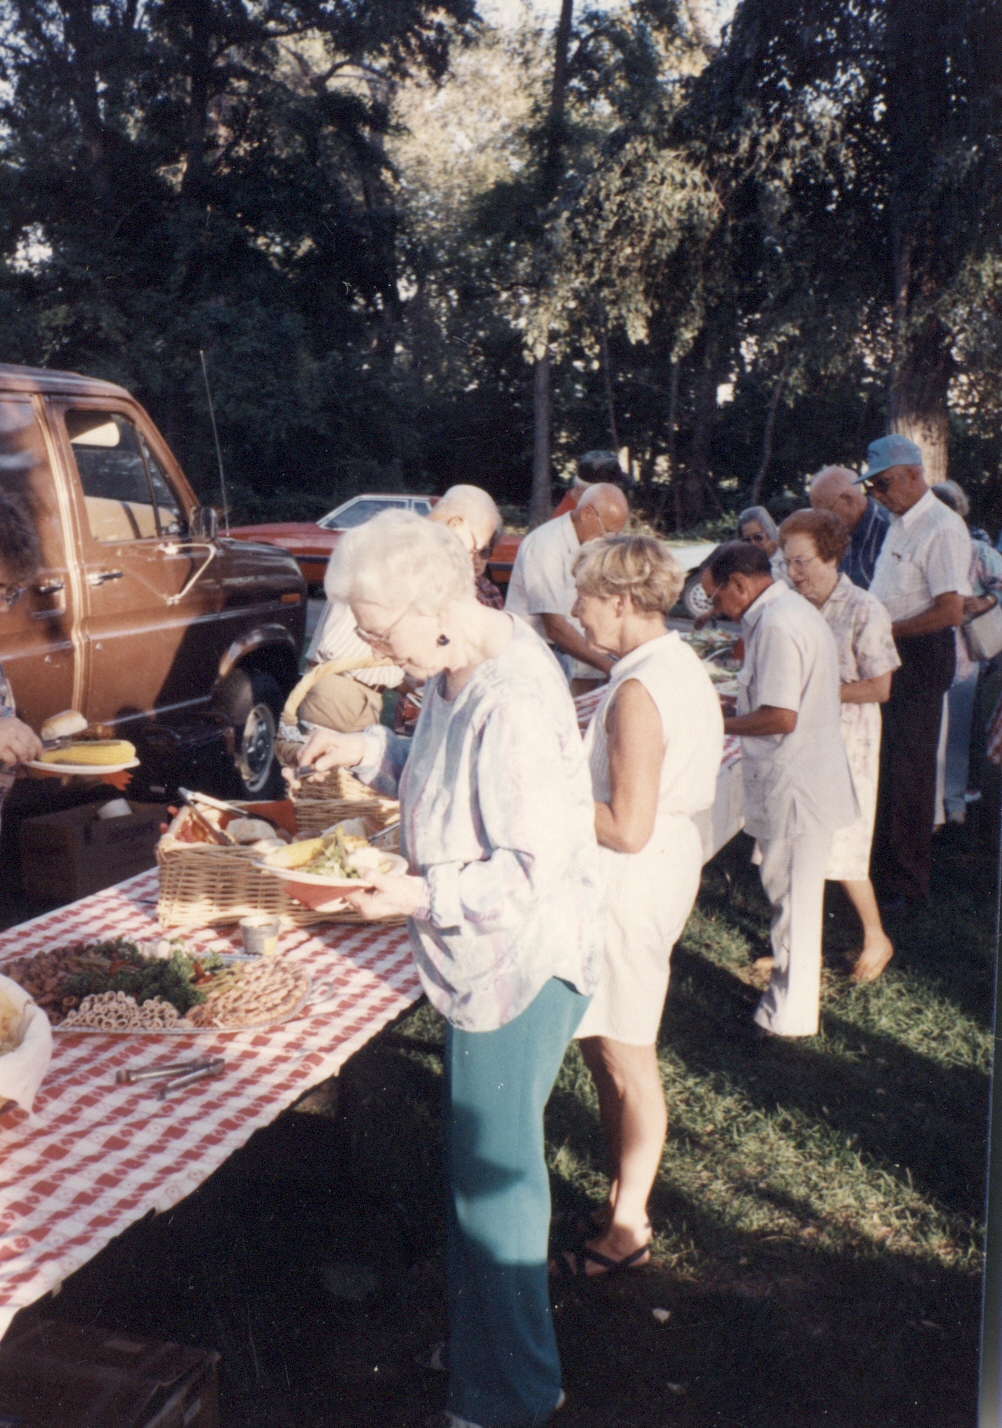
[
  {"x1": 530, "y1": 352, "x2": 553, "y2": 529},
  {"x1": 888, "y1": 323, "x2": 953, "y2": 485},
  {"x1": 529, "y1": 0, "x2": 575, "y2": 528},
  {"x1": 683, "y1": 326, "x2": 724, "y2": 527},
  {"x1": 599, "y1": 316, "x2": 620, "y2": 452},
  {"x1": 750, "y1": 355, "x2": 790, "y2": 505}
]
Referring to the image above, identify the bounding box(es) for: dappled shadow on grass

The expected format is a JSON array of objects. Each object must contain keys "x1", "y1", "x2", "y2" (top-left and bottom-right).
[
  {"x1": 14, "y1": 1011, "x2": 981, "y2": 1428},
  {"x1": 663, "y1": 946, "x2": 988, "y2": 1222}
]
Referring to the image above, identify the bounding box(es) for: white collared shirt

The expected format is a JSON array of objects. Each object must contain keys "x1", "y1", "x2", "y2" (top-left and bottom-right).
[
  {"x1": 737, "y1": 582, "x2": 858, "y2": 839},
  {"x1": 868, "y1": 488, "x2": 972, "y2": 623},
  {"x1": 505, "y1": 512, "x2": 599, "y2": 679}
]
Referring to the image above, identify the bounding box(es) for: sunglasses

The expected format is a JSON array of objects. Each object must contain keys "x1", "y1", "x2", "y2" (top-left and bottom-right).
[{"x1": 863, "y1": 473, "x2": 894, "y2": 494}]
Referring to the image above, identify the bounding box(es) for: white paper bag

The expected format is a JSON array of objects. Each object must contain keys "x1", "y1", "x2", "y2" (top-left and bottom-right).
[{"x1": 0, "y1": 972, "x2": 53, "y2": 1113}]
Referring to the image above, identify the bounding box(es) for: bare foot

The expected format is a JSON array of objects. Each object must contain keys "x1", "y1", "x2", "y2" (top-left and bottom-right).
[{"x1": 850, "y1": 938, "x2": 894, "y2": 984}]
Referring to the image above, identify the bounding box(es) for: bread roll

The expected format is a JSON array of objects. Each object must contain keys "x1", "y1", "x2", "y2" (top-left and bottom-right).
[{"x1": 40, "y1": 710, "x2": 88, "y2": 742}]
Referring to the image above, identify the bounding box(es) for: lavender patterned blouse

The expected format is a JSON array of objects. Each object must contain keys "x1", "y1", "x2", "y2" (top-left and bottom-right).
[{"x1": 352, "y1": 618, "x2": 601, "y2": 1032}]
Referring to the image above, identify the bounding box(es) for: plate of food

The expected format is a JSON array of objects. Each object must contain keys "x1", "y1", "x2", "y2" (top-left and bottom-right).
[
  {"x1": 0, "y1": 938, "x2": 311, "y2": 1035},
  {"x1": 258, "y1": 825, "x2": 408, "y2": 889},
  {"x1": 27, "y1": 736, "x2": 140, "y2": 776}
]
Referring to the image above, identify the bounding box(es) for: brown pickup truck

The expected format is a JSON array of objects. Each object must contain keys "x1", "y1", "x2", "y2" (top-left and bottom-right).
[{"x1": 0, "y1": 363, "x2": 306, "y2": 797}]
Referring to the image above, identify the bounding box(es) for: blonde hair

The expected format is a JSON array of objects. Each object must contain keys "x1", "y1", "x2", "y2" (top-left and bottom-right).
[
  {"x1": 572, "y1": 534, "x2": 684, "y2": 615},
  {"x1": 325, "y1": 509, "x2": 474, "y2": 614}
]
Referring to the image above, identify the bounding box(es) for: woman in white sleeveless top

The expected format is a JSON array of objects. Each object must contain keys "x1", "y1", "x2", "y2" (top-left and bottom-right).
[{"x1": 554, "y1": 536, "x2": 723, "y2": 1279}]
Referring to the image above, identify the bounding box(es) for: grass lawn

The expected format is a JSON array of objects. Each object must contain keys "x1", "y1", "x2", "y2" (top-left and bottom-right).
[{"x1": 17, "y1": 829, "x2": 992, "y2": 1428}]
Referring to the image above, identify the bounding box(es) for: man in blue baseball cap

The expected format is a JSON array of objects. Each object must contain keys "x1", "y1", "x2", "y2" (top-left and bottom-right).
[{"x1": 859, "y1": 435, "x2": 971, "y2": 908}]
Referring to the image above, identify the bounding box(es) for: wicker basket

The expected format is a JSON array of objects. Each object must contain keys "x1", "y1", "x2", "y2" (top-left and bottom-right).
[
  {"x1": 292, "y1": 767, "x2": 400, "y2": 837},
  {"x1": 156, "y1": 837, "x2": 330, "y2": 929}
]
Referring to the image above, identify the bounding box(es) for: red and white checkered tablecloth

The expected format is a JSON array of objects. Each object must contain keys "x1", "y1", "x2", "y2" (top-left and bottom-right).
[{"x1": 0, "y1": 868, "x2": 421, "y2": 1340}]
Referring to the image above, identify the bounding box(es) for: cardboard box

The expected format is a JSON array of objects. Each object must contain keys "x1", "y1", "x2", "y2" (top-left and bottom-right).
[
  {"x1": 0, "y1": 1320, "x2": 219, "y2": 1428},
  {"x1": 19, "y1": 801, "x2": 169, "y2": 903}
]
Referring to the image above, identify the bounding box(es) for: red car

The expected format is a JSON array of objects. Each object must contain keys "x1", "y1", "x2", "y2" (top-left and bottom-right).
[{"x1": 227, "y1": 493, "x2": 438, "y2": 586}]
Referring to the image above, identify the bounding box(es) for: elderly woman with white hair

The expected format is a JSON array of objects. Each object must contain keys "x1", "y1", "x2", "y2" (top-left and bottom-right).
[
  {"x1": 286, "y1": 510, "x2": 600, "y2": 1428},
  {"x1": 738, "y1": 505, "x2": 788, "y2": 584},
  {"x1": 552, "y1": 536, "x2": 722, "y2": 1279}
]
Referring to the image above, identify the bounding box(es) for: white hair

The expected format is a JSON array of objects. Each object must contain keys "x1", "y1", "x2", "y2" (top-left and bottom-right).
[
  {"x1": 325, "y1": 509, "x2": 474, "y2": 614},
  {"x1": 432, "y1": 485, "x2": 501, "y2": 537}
]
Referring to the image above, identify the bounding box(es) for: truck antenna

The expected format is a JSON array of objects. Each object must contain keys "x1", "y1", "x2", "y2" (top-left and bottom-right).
[{"x1": 199, "y1": 348, "x2": 230, "y2": 535}]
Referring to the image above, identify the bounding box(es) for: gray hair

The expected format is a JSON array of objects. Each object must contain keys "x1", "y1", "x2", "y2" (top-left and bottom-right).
[
  {"x1": 932, "y1": 480, "x2": 970, "y2": 519},
  {"x1": 737, "y1": 506, "x2": 779, "y2": 542},
  {"x1": 325, "y1": 509, "x2": 474, "y2": 615}
]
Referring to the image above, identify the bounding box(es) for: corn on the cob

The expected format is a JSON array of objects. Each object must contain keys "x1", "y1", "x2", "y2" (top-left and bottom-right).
[{"x1": 39, "y1": 739, "x2": 136, "y2": 765}]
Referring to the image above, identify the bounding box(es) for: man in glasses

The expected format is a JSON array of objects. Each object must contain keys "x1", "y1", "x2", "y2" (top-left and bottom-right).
[
  {"x1": 0, "y1": 490, "x2": 44, "y2": 823},
  {"x1": 857, "y1": 434, "x2": 971, "y2": 908},
  {"x1": 296, "y1": 485, "x2": 502, "y2": 736},
  {"x1": 505, "y1": 483, "x2": 630, "y2": 694},
  {"x1": 808, "y1": 464, "x2": 890, "y2": 591},
  {"x1": 699, "y1": 541, "x2": 856, "y2": 1038}
]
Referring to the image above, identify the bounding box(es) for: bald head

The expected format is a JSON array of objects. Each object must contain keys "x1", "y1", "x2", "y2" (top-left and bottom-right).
[
  {"x1": 571, "y1": 483, "x2": 629, "y2": 544},
  {"x1": 429, "y1": 484, "x2": 501, "y2": 554},
  {"x1": 809, "y1": 465, "x2": 867, "y2": 534}
]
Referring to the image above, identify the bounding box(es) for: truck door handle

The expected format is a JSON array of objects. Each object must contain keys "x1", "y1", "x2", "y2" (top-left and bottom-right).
[
  {"x1": 88, "y1": 569, "x2": 124, "y2": 586},
  {"x1": 35, "y1": 579, "x2": 65, "y2": 595}
]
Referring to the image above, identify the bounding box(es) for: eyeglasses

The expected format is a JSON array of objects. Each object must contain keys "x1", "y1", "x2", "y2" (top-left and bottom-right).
[
  {"x1": 355, "y1": 604, "x2": 413, "y2": 650},
  {"x1": 742, "y1": 530, "x2": 770, "y2": 546},
  {"x1": 584, "y1": 505, "x2": 610, "y2": 536},
  {"x1": 0, "y1": 584, "x2": 27, "y2": 610},
  {"x1": 475, "y1": 533, "x2": 500, "y2": 562},
  {"x1": 863, "y1": 473, "x2": 894, "y2": 494},
  {"x1": 779, "y1": 554, "x2": 820, "y2": 574}
]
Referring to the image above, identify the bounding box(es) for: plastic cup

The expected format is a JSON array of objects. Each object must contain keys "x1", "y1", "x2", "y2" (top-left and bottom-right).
[{"x1": 239, "y1": 915, "x2": 280, "y2": 957}]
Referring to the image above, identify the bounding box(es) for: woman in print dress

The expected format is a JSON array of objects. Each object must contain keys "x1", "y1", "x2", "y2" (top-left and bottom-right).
[{"x1": 778, "y1": 509, "x2": 901, "y2": 982}]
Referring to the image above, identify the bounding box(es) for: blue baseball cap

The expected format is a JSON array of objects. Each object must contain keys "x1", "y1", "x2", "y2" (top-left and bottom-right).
[{"x1": 853, "y1": 434, "x2": 924, "y2": 483}]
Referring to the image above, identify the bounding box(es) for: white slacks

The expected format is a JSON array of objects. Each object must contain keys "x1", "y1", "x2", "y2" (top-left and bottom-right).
[{"x1": 753, "y1": 831, "x2": 832, "y2": 1038}]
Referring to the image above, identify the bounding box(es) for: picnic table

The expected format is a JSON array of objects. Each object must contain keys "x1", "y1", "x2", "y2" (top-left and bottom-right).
[{"x1": 0, "y1": 869, "x2": 420, "y2": 1341}]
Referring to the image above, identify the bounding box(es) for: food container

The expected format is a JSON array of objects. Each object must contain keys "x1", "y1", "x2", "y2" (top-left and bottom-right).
[
  {"x1": 291, "y1": 766, "x2": 399, "y2": 836},
  {"x1": 240, "y1": 914, "x2": 280, "y2": 956}
]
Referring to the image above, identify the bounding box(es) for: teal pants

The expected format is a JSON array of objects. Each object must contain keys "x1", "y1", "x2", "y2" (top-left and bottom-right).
[{"x1": 444, "y1": 976, "x2": 590, "y2": 1428}]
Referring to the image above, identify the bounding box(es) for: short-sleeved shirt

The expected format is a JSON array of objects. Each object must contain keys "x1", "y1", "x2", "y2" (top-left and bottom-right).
[
  {"x1": 504, "y1": 512, "x2": 580, "y2": 639},
  {"x1": 306, "y1": 597, "x2": 405, "y2": 689},
  {"x1": 869, "y1": 489, "x2": 972, "y2": 622},
  {"x1": 737, "y1": 582, "x2": 858, "y2": 839},
  {"x1": 504, "y1": 512, "x2": 600, "y2": 682},
  {"x1": 839, "y1": 497, "x2": 890, "y2": 590}
]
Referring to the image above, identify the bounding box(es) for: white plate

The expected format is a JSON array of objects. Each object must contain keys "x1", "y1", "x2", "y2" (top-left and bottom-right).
[
  {"x1": 27, "y1": 757, "x2": 140, "y2": 776},
  {"x1": 257, "y1": 851, "x2": 408, "y2": 889}
]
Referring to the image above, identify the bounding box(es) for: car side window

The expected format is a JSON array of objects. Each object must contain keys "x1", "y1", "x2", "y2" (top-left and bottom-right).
[
  {"x1": 141, "y1": 436, "x2": 187, "y2": 536},
  {"x1": 66, "y1": 410, "x2": 161, "y2": 543},
  {"x1": 412, "y1": 500, "x2": 432, "y2": 516}
]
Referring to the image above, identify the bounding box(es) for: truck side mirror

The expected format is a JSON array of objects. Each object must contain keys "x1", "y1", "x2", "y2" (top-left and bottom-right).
[{"x1": 190, "y1": 506, "x2": 218, "y2": 540}]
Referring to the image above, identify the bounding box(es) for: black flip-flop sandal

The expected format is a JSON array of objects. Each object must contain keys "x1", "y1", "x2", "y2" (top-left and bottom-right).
[{"x1": 551, "y1": 1243, "x2": 651, "y2": 1280}]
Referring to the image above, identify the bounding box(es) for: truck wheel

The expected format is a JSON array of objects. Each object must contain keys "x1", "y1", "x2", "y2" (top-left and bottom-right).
[
  {"x1": 211, "y1": 668, "x2": 284, "y2": 799},
  {"x1": 681, "y1": 570, "x2": 714, "y2": 620}
]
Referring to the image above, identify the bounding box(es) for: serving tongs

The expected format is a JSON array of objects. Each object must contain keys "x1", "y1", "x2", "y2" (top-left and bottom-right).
[
  {"x1": 177, "y1": 786, "x2": 281, "y2": 835},
  {"x1": 116, "y1": 1057, "x2": 225, "y2": 1098}
]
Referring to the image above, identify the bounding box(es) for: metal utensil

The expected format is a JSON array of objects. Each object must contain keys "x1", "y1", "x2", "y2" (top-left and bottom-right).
[
  {"x1": 177, "y1": 786, "x2": 280, "y2": 830},
  {"x1": 155, "y1": 1058, "x2": 226, "y2": 1100},
  {"x1": 115, "y1": 1058, "x2": 214, "y2": 1085}
]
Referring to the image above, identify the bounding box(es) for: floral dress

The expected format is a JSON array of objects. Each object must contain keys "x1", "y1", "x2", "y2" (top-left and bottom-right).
[
  {"x1": 820, "y1": 574, "x2": 901, "y2": 880},
  {"x1": 0, "y1": 664, "x2": 18, "y2": 829}
]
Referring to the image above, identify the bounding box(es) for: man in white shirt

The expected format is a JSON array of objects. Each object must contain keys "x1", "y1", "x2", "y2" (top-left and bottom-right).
[
  {"x1": 857, "y1": 434, "x2": 971, "y2": 906},
  {"x1": 303, "y1": 485, "x2": 502, "y2": 732},
  {"x1": 505, "y1": 483, "x2": 629, "y2": 693},
  {"x1": 701, "y1": 542, "x2": 857, "y2": 1037}
]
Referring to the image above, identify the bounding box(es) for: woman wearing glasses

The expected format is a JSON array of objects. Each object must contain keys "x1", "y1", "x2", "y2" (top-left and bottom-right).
[
  {"x1": 285, "y1": 509, "x2": 601, "y2": 1428},
  {"x1": 778, "y1": 509, "x2": 900, "y2": 982},
  {"x1": 0, "y1": 491, "x2": 44, "y2": 812}
]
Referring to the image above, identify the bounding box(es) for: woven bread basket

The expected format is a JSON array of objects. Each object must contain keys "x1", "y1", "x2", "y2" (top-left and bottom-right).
[
  {"x1": 292, "y1": 767, "x2": 400, "y2": 837},
  {"x1": 156, "y1": 803, "x2": 403, "y2": 928}
]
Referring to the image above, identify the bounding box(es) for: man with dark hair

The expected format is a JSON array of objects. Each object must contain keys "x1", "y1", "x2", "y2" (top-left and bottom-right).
[
  {"x1": 700, "y1": 541, "x2": 856, "y2": 1037},
  {"x1": 0, "y1": 490, "x2": 44, "y2": 814}
]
